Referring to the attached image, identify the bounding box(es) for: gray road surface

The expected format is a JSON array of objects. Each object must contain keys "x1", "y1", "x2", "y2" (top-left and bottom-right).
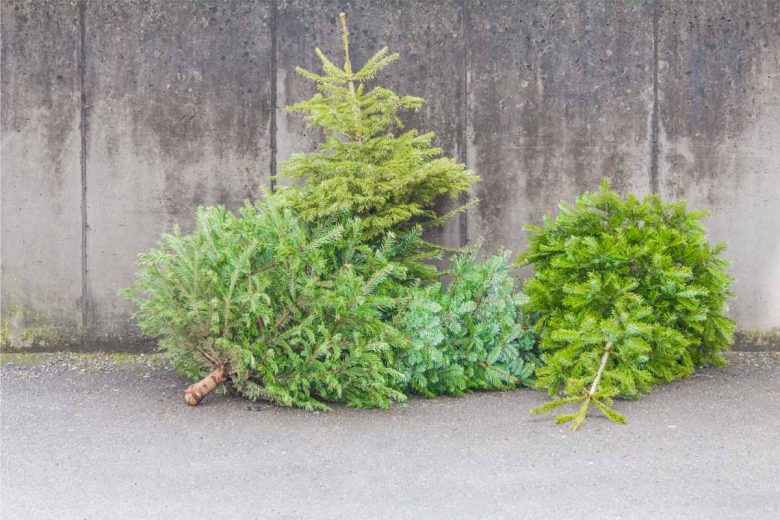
[{"x1": 1, "y1": 352, "x2": 779, "y2": 519}]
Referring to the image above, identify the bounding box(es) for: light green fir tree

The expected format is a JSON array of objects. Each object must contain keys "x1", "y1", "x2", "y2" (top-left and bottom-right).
[{"x1": 276, "y1": 13, "x2": 477, "y2": 243}]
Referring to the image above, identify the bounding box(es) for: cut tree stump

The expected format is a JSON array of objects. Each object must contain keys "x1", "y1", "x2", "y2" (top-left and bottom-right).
[{"x1": 184, "y1": 365, "x2": 227, "y2": 406}]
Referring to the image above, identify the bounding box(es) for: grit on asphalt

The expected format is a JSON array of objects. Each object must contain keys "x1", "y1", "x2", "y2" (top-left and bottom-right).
[{"x1": 1, "y1": 351, "x2": 779, "y2": 520}]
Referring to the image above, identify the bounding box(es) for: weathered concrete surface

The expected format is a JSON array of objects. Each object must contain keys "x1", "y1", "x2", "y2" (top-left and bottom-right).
[
  {"x1": 657, "y1": 1, "x2": 780, "y2": 330},
  {"x1": 466, "y1": 0, "x2": 655, "y2": 257},
  {"x1": 82, "y1": 0, "x2": 273, "y2": 348},
  {"x1": 2, "y1": 352, "x2": 779, "y2": 519},
  {"x1": 1, "y1": 0, "x2": 779, "y2": 349},
  {"x1": 1, "y1": 0, "x2": 83, "y2": 348}
]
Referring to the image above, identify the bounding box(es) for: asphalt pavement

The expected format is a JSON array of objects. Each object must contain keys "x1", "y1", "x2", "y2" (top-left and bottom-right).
[{"x1": 1, "y1": 351, "x2": 779, "y2": 519}]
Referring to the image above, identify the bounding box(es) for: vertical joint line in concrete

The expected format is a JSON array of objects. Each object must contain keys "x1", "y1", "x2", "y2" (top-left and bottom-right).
[
  {"x1": 78, "y1": 0, "x2": 88, "y2": 339},
  {"x1": 650, "y1": 0, "x2": 660, "y2": 193},
  {"x1": 458, "y1": 0, "x2": 470, "y2": 247},
  {"x1": 269, "y1": 0, "x2": 278, "y2": 192}
]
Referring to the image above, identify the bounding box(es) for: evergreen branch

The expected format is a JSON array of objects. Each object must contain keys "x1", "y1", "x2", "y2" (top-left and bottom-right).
[
  {"x1": 424, "y1": 197, "x2": 480, "y2": 228},
  {"x1": 531, "y1": 395, "x2": 582, "y2": 416},
  {"x1": 222, "y1": 240, "x2": 258, "y2": 338},
  {"x1": 554, "y1": 413, "x2": 578, "y2": 425},
  {"x1": 593, "y1": 398, "x2": 627, "y2": 425}
]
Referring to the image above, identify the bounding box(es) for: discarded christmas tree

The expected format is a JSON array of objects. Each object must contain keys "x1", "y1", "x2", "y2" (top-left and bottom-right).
[
  {"x1": 123, "y1": 199, "x2": 409, "y2": 409},
  {"x1": 277, "y1": 13, "x2": 477, "y2": 244},
  {"x1": 521, "y1": 180, "x2": 734, "y2": 429}
]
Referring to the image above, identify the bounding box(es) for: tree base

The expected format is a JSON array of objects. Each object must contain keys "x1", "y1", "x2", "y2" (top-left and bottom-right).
[{"x1": 184, "y1": 365, "x2": 227, "y2": 406}]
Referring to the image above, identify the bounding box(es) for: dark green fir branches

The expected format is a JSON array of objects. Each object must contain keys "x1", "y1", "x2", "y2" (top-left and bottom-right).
[
  {"x1": 521, "y1": 180, "x2": 734, "y2": 429},
  {"x1": 277, "y1": 13, "x2": 477, "y2": 241}
]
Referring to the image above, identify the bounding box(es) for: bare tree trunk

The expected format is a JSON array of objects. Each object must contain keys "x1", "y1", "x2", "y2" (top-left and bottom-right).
[
  {"x1": 588, "y1": 342, "x2": 613, "y2": 397},
  {"x1": 572, "y1": 342, "x2": 613, "y2": 431},
  {"x1": 184, "y1": 365, "x2": 227, "y2": 406}
]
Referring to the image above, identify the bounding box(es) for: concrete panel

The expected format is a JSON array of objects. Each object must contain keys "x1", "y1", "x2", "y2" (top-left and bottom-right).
[
  {"x1": 276, "y1": 0, "x2": 466, "y2": 249},
  {"x1": 2, "y1": 0, "x2": 779, "y2": 350},
  {"x1": 83, "y1": 0, "x2": 273, "y2": 348},
  {"x1": 657, "y1": 0, "x2": 780, "y2": 329},
  {"x1": 467, "y1": 0, "x2": 655, "y2": 257},
  {"x1": 1, "y1": 0, "x2": 83, "y2": 349}
]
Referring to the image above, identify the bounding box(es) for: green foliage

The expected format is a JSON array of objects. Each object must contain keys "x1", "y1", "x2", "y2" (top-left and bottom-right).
[
  {"x1": 520, "y1": 180, "x2": 734, "y2": 429},
  {"x1": 122, "y1": 198, "x2": 409, "y2": 410},
  {"x1": 395, "y1": 250, "x2": 538, "y2": 397},
  {"x1": 123, "y1": 14, "x2": 541, "y2": 413},
  {"x1": 276, "y1": 13, "x2": 477, "y2": 241}
]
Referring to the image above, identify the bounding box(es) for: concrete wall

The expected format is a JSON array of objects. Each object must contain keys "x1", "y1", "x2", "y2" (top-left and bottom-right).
[{"x1": 2, "y1": 0, "x2": 779, "y2": 351}]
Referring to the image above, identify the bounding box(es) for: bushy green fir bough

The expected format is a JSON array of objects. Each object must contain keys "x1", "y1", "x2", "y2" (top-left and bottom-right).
[
  {"x1": 396, "y1": 250, "x2": 538, "y2": 397},
  {"x1": 520, "y1": 180, "x2": 734, "y2": 429},
  {"x1": 122, "y1": 198, "x2": 408, "y2": 410},
  {"x1": 276, "y1": 13, "x2": 477, "y2": 243}
]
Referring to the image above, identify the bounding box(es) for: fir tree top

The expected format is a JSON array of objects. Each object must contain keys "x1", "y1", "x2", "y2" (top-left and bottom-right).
[{"x1": 277, "y1": 13, "x2": 477, "y2": 241}]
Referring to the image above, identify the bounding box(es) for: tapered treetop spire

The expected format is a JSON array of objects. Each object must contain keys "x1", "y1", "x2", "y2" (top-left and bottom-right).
[{"x1": 340, "y1": 13, "x2": 352, "y2": 76}]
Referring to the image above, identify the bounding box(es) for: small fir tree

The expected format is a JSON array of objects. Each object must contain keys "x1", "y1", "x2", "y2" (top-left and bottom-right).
[
  {"x1": 277, "y1": 13, "x2": 477, "y2": 242},
  {"x1": 520, "y1": 180, "x2": 734, "y2": 430}
]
